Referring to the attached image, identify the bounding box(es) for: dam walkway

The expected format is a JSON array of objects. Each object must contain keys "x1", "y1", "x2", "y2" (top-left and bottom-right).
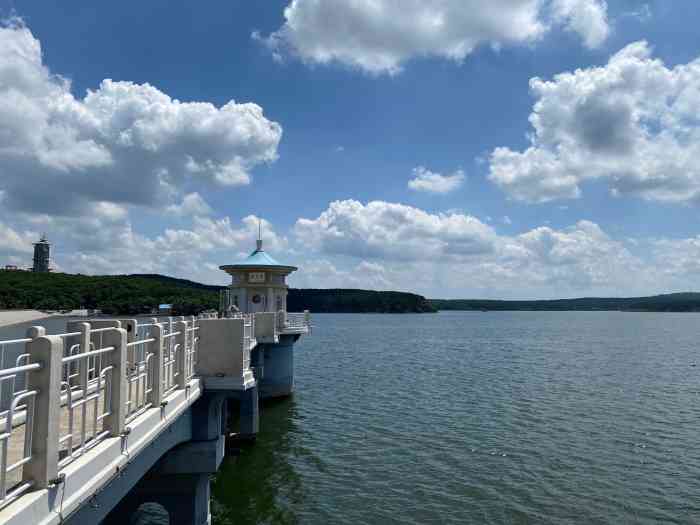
[{"x1": 0, "y1": 310, "x2": 310, "y2": 525}]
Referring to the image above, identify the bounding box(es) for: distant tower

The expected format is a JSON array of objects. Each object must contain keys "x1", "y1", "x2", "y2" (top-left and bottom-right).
[{"x1": 32, "y1": 235, "x2": 51, "y2": 273}]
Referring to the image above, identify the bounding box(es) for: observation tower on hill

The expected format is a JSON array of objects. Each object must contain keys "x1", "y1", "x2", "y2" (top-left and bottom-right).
[{"x1": 32, "y1": 235, "x2": 51, "y2": 273}]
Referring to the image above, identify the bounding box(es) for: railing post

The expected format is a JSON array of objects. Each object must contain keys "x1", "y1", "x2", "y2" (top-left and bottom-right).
[
  {"x1": 23, "y1": 335, "x2": 62, "y2": 489},
  {"x1": 175, "y1": 320, "x2": 188, "y2": 389},
  {"x1": 277, "y1": 310, "x2": 286, "y2": 330},
  {"x1": 26, "y1": 326, "x2": 46, "y2": 339},
  {"x1": 304, "y1": 310, "x2": 310, "y2": 327},
  {"x1": 149, "y1": 323, "x2": 164, "y2": 407},
  {"x1": 78, "y1": 322, "x2": 90, "y2": 403},
  {"x1": 103, "y1": 327, "x2": 127, "y2": 436}
]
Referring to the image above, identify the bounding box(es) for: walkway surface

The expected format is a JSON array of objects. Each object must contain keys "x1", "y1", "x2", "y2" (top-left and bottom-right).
[{"x1": 0, "y1": 310, "x2": 88, "y2": 328}]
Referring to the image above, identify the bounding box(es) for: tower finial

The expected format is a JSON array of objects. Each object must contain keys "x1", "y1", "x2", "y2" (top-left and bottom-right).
[{"x1": 256, "y1": 218, "x2": 263, "y2": 251}]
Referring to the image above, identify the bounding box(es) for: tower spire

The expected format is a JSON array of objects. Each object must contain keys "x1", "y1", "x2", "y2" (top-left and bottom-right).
[{"x1": 256, "y1": 218, "x2": 263, "y2": 251}]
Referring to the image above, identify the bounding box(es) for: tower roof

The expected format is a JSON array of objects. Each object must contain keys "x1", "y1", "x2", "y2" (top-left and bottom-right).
[
  {"x1": 241, "y1": 247, "x2": 284, "y2": 267},
  {"x1": 219, "y1": 239, "x2": 297, "y2": 273}
]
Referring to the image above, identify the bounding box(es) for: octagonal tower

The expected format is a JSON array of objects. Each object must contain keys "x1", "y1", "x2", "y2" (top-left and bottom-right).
[
  {"x1": 219, "y1": 238, "x2": 297, "y2": 314},
  {"x1": 219, "y1": 235, "x2": 309, "y2": 399}
]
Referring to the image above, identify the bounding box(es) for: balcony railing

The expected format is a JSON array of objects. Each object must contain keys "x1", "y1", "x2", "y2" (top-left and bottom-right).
[{"x1": 0, "y1": 315, "x2": 201, "y2": 510}]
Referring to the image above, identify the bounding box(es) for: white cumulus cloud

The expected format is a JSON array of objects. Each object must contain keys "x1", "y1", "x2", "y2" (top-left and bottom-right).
[
  {"x1": 489, "y1": 41, "x2": 700, "y2": 204},
  {"x1": 292, "y1": 200, "x2": 671, "y2": 297},
  {"x1": 166, "y1": 193, "x2": 213, "y2": 217},
  {"x1": 551, "y1": 0, "x2": 610, "y2": 49},
  {"x1": 0, "y1": 19, "x2": 282, "y2": 217},
  {"x1": 260, "y1": 0, "x2": 610, "y2": 75},
  {"x1": 294, "y1": 200, "x2": 498, "y2": 261},
  {"x1": 408, "y1": 167, "x2": 464, "y2": 194}
]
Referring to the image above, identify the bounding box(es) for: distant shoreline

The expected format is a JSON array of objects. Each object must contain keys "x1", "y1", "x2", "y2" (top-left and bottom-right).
[{"x1": 430, "y1": 293, "x2": 700, "y2": 313}]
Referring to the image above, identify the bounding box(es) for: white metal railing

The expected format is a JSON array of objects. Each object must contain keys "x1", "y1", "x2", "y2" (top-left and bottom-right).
[
  {"x1": 0, "y1": 339, "x2": 33, "y2": 418},
  {"x1": 284, "y1": 311, "x2": 311, "y2": 331},
  {"x1": 243, "y1": 315, "x2": 255, "y2": 350},
  {"x1": 183, "y1": 322, "x2": 198, "y2": 383},
  {"x1": 0, "y1": 315, "x2": 205, "y2": 511},
  {"x1": 59, "y1": 336, "x2": 114, "y2": 468},
  {"x1": 124, "y1": 322, "x2": 155, "y2": 424},
  {"x1": 161, "y1": 319, "x2": 179, "y2": 398},
  {"x1": 0, "y1": 354, "x2": 40, "y2": 508}
]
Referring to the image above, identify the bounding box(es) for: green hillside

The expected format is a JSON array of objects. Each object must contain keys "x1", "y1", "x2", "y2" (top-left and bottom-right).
[
  {"x1": 0, "y1": 271, "x2": 436, "y2": 314},
  {"x1": 430, "y1": 293, "x2": 700, "y2": 312},
  {"x1": 0, "y1": 271, "x2": 219, "y2": 315},
  {"x1": 288, "y1": 288, "x2": 436, "y2": 313}
]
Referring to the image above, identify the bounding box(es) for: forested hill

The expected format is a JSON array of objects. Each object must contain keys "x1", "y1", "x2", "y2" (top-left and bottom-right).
[
  {"x1": 0, "y1": 271, "x2": 219, "y2": 314},
  {"x1": 288, "y1": 289, "x2": 436, "y2": 313},
  {"x1": 430, "y1": 293, "x2": 700, "y2": 312},
  {"x1": 0, "y1": 271, "x2": 436, "y2": 314}
]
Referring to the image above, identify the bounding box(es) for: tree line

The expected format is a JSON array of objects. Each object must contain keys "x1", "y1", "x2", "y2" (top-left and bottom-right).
[{"x1": 0, "y1": 272, "x2": 437, "y2": 314}]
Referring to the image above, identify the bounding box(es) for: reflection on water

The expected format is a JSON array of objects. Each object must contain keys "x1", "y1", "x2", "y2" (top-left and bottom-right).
[{"x1": 212, "y1": 398, "x2": 308, "y2": 525}]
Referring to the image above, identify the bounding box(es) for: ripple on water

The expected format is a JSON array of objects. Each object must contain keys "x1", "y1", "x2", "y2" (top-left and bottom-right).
[{"x1": 211, "y1": 312, "x2": 700, "y2": 524}]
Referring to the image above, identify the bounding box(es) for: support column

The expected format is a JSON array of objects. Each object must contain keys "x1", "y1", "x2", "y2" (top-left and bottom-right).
[
  {"x1": 266, "y1": 287, "x2": 274, "y2": 313},
  {"x1": 258, "y1": 336, "x2": 295, "y2": 399},
  {"x1": 101, "y1": 392, "x2": 227, "y2": 525},
  {"x1": 103, "y1": 472, "x2": 211, "y2": 525},
  {"x1": 238, "y1": 384, "x2": 259, "y2": 440}
]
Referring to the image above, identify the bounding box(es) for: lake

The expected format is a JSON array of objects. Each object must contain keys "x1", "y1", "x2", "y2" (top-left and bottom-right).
[
  {"x1": 212, "y1": 311, "x2": 700, "y2": 524},
  {"x1": 2, "y1": 312, "x2": 699, "y2": 524}
]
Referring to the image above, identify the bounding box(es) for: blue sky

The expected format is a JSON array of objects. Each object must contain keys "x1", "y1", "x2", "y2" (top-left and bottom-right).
[{"x1": 1, "y1": 1, "x2": 700, "y2": 299}]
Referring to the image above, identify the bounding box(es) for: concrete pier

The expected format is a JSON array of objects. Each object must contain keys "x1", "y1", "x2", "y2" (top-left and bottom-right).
[
  {"x1": 0, "y1": 239, "x2": 311, "y2": 523},
  {"x1": 0, "y1": 309, "x2": 310, "y2": 524},
  {"x1": 256, "y1": 335, "x2": 297, "y2": 399}
]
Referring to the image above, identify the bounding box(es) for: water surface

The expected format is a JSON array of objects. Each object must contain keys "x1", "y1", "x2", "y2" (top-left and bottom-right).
[
  {"x1": 2, "y1": 312, "x2": 698, "y2": 523},
  {"x1": 213, "y1": 312, "x2": 700, "y2": 524}
]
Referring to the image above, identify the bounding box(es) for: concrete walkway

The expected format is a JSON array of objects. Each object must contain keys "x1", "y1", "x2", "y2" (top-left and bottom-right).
[{"x1": 0, "y1": 310, "x2": 88, "y2": 328}]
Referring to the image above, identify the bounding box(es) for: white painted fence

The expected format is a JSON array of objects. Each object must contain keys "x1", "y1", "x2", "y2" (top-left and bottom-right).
[
  {"x1": 283, "y1": 311, "x2": 311, "y2": 332},
  {"x1": 0, "y1": 308, "x2": 307, "y2": 512},
  {"x1": 0, "y1": 316, "x2": 201, "y2": 510}
]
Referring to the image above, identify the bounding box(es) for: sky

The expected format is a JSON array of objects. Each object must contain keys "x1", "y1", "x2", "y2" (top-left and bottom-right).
[{"x1": 1, "y1": 0, "x2": 700, "y2": 299}]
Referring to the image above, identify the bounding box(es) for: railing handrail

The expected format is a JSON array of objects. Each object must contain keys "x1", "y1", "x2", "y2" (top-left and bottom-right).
[
  {"x1": 61, "y1": 345, "x2": 115, "y2": 364},
  {"x1": 126, "y1": 338, "x2": 155, "y2": 347},
  {"x1": 0, "y1": 317, "x2": 207, "y2": 510},
  {"x1": 0, "y1": 363, "x2": 41, "y2": 379},
  {"x1": 0, "y1": 338, "x2": 32, "y2": 346}
]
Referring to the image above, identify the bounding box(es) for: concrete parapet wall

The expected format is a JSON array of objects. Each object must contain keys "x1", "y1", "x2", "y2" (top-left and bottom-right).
[
  {"x1": 196, "y1": 319, "x2": 255, "y2": 391},
  {"x1": 254, "y1": 312, "x2": 278, "y2": 343}
]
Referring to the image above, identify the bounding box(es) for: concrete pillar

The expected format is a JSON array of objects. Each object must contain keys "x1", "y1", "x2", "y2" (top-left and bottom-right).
[
  {"x1": 101, "y1": 392, "x2": 228, "y2": 525},
  {"x1": 266, "y1": 287, "x2": 274, "y2": 313},
  {"x1": 258, "y1": 336, "x2": 295, "y2": 399},
  {"x1": 103, "y1": 473, "x2": 211, "y2": 525},
  {"x1": 175, "y1": 320, "x2": 188, "y2": 389},
  {"x1": 251, "y1": 346, "x2": 264, "y2": 380},
  {"x1": 240, "y1": 288, "x2": 247, "y2": 314},
  {"x1": 238, "y1": 385, "x2": 259, "y2": 439},
  {"x1": 103, "y1": 327, "x2": 128, "y2": 436},
  {"x1": 149, "y1": 323, "x2": 164, "y2": 407},
  {"x1": 191, "y1": 392, "x2": 226, "y2": 442},
  {"x1": 23, "y1": 334, "x2": 62, "y2": 488}
]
